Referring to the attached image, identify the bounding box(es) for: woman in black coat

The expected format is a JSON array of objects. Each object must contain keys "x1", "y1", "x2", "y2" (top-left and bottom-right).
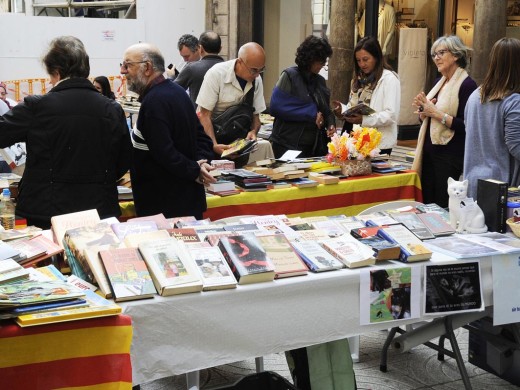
[{"x1": 0, "y1": 36, "x2": 132, "y2": 229}]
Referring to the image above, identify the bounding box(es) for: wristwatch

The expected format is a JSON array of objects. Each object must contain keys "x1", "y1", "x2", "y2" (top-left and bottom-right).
[{"x1": 441, "y1": 113, "x2": 448, "y2": 125}]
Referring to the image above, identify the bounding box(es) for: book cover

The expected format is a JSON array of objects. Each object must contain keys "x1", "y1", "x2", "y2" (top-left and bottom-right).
[
  {"x1": 320, "y1": 236, "x2": 376, "y2": 268},
  {"x1": 187, "y1": 245, "x2": 237, "y2": 291},
  {"x1": 290, "y1": 240, "x2": 344, "y2": 272},
  {"x1": 423, "y1": 236, "x2": 500, "y2": 259},
  {"x1": 0, "y1": 259, "x2": 30, "y2": 284},
  {"x1": 218, "y1": 234, "x2": 275, "y2": 284},
  {"x1": 290, "y1": 178, "x2": 318, "y2": 188},
  {"x1": 222, "y1": 223, "x2": 259, "y2": 232},
  {"x1": 289, "y1": 229, "x2": 331, "y2": 243},
  {"x1": 18, "y1": 235, "x2": 64, "y2": 267},
  {"x1": 0, "y1": 240, "x2": 22, "y2": 261},
  {"x1": 341, "y1": 102, "x2": 376, "y2": 116},
  {"x1": 167, "y1": 228, "x2": 201, "y2": 244},
  {"x1": 123, "y1": 229, "x2": 171, "y2": 248},
  {"x1": 390, "y1": 212, "x2": 436, "y2": 240},
  {"x1": 377, "y1": 225, "x2": 432, "y2": 262},
  {"x1": 221, "y1": 139, "x2": 256, "y2": 158},
  {"x1": 29, "y1": 264, "x2": 67, "y2": 282},
  {"x1": 138, "y1": 238, "x2": 203, "y2": 296},
  {"x1": 50, "y1": 209, "x2": 100, "y2": 249},
  {"x1": 98, "y1": 247, "x2": 157, "y2": 302},
  {"x1": 64, "y1": 222, "x2": 121, "y2": 284},
  {"x1": 240, "y1": 215, "x2": 296, "y2": 236},
  {"x1": 15, "y1": 290, "x2": 122, "y2": 327},
  {"x1": 0, "y1": 298, "x2": 88, "y2": 320},
  {"x1": 477, "y1": 178, "x2": 508, "y2": 233},
  {"x1": 424, "y1": 262, "x2": 483, "y2": 314},
  {"x1": 416, "y1": 203, "x2": 450, "y2": 223},
  {"x1": 308, "y1": 172, "x2": 340, "y2": 184},
  {"x1": 0, "y1": 280, "x2": 85, "y2": 307},
  {"x1": 356, "y1": 236, "x2": 401, "y2": 261},
  {"x1": 206, "y1": 179, "x2": 236, "y2": 193},
  {"x1": 311, "y1": 220, "x2": 347, "y2": 238},
  {"x1": 416, "y1": 212, "x2": 455, "y2": 236},
  {"x1": 7, "y1": 238, "x2": 47, "y2": 263},
  {"x1": 111, "y1": 221, "x2": 158, "y2": 241},
  {"x1": 204, "y1": 231, "x2": 235, "y2": 246},
  {"x1": 256, "y1": 234, "x2": 308, "y2": 278},
  {"x1": 127, "y1": 213, "x2": 171, "y2": 229}
]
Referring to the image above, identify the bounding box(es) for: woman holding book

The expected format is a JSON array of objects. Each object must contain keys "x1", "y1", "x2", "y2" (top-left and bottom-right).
[
  {"x1": 269, "y1": 35, "x2": 336, "y2": 158},
  {"x1": 412, "y1": 35, "x2": 477, "y2": 207},
  {"x1": 333, "y1": 36, "x2": 400, "y2": 155},
  {"x1": 463, "y1": 37, "x2": 520, "y2": 198}
]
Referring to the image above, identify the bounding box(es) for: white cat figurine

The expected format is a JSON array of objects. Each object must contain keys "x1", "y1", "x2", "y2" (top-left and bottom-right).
[{"x1": 447, "y1": 177, "x2": 488, "y2": 233}]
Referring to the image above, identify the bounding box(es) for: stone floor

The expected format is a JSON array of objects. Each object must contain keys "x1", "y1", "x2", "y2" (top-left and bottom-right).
[{"x1": 140, "y1": 327, "x2": 519, "y2": 390}]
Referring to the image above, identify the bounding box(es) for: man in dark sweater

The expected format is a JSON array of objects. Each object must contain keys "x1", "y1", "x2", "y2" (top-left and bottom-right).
[
  {"x1": 175, "y1": 31, "x2": 224, "y2": 106},
  {"x1": 121, "y1": 42, "x2": 216, "y2": 219}
]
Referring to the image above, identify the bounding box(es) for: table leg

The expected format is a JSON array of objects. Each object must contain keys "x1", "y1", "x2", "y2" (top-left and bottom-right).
[
  {"x1": 186, "y1": 370, "x2": 200, "y2": 390},
  {"x1": 255, "y1": 357, "x2": 264, "y2": 372},
  {"x1": 348, "y1": 335, "x2": 360, "y2": 363}
]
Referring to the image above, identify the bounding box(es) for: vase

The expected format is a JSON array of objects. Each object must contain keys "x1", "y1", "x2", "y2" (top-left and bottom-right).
[{"x1": 340, "y1": 159, "x2": 372, "y2": 177}]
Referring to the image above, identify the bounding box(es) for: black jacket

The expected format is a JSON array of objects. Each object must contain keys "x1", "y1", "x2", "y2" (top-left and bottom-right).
[{"x1": 0, "y1": 78, "x2": 132, "y2": 229}]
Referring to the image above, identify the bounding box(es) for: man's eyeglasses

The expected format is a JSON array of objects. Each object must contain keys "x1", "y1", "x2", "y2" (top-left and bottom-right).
[
  {"x1": 240, "y1": 58, "x2": 265, "y2": 75},
  {"x1": 0, "y1": 92, "x2": 6, "y2": 96},
  {"x1": 120, "y1": 60, "x2": 148, "y2": 70},
  {"x1": 431, "y1": 49, "x2": 449, "y2": 59}
]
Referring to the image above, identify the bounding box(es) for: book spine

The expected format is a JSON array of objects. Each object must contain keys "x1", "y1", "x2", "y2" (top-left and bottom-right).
[{"x1": 497, "y1": 183, "x2": 508, "y2": 233}]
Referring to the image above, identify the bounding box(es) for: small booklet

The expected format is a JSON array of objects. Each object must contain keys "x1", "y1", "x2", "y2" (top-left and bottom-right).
[
  {"x1": 221, "y1": 138, "x2": 257, "y2": 158},
  {"x1": 341, "y1": 102, "x2": 376, "y2": 117}
]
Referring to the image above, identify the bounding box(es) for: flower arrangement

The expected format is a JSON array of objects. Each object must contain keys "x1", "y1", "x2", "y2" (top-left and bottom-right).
[{"x1": 326, "y1": 126, "x2": 382, "y2": 163}]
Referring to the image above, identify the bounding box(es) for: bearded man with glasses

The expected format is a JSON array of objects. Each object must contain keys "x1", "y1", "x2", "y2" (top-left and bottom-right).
[{"x1": 197, "y1": 42, "x2": 274, "y2": 164}]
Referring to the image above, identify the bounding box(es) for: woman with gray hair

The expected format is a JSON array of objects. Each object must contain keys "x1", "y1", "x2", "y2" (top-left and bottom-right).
[
  {"x1": 0, "y1": 36, "x2": 132, "y2": 229},
  {"x1": 411, "y1": 35, "x2": 477, "y2": 208}
]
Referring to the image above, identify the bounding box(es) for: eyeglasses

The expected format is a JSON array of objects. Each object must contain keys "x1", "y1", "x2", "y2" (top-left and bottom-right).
[
  {"x1": 431, "y1": 49, "x2": 449, "y2": 59},
  {"x1": 0, "y1": 92, "x2": 6, "y2": 96},
  {"x1": 240, "y1": 58, "x2": 265, "y2": 75},
  {"x1": 120, "y1": 60, "x2": 148, "y2": 70}
]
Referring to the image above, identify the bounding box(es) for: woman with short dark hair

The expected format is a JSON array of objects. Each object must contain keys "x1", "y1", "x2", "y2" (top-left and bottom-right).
[
  {"x1": 269, "y1": 35, "x2": 335, "y2": 158},
  {"x1": 0, "y1": 36, "x2": 132, "y2": 229}
]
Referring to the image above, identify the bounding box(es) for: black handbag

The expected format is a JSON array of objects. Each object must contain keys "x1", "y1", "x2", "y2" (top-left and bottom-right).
[{"x1": 212, "y1": 81, "x2": 255, "y2": 145}]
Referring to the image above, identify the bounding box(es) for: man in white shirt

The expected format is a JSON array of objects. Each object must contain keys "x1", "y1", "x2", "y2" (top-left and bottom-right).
[{"x1": 197, "y1": 42, "x2": 273, "y2": 163}]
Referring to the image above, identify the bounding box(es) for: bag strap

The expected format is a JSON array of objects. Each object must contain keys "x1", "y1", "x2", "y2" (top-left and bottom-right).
[{"x1": 243, "y1": 79, "x2": 255, "y2": 108}]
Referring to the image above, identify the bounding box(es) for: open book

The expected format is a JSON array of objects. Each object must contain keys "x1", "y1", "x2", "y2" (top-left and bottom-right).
[
  {"x1": 341, "y1": 103, "x2": 376, "y2": 117},
  {"x1": 221, "y1": 138, "x2": 257, "y2": 158}
]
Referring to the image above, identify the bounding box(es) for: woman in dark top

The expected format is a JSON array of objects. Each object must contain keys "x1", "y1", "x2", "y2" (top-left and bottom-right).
[
  {"x1": 93, "y1": 76, "x2": 116, "y2": 99},
  {"x1": 269, "y1": 35, "x2": 336, "y2": 158},
  {"x1": 412, "y1": 35, "x2": 477, "y2": 208}
]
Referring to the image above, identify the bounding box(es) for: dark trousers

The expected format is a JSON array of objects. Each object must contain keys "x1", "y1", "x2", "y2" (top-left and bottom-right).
[{"x1": 421, "y1": 151, "x2": 463, "y2": 208}]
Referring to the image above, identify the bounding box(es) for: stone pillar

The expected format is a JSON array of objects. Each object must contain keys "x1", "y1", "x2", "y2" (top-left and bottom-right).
[
  {"x1": 472, "y1": 0, "x2": 507, "y2": 85},
  {"x1": 328, "y1": 0, "x2": 356, "y2": 104}
]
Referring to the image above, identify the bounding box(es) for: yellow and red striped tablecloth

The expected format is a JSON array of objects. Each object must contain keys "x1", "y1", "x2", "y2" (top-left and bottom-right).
[
  {"x1": 0, "y1": 315, "x2": 133, "y2": 390},
  {"x1": 204, "y1": 171, "x2": 422, "y2": 221}
]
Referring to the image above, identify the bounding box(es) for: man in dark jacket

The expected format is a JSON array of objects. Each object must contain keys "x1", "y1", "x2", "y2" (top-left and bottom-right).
[
  {"x1": 175, "y1": 31, "x2": 224, "y2": 106},
  {"x1": 0, "y1": 36, "x2": 132, "y2": 229},
  {"x1": 121, "y1": 42, "x2": 216, "y2": 220}
]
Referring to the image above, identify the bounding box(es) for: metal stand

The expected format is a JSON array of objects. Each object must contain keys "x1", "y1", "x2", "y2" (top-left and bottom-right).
[{"x1": 380, "y1": 316, "x2": 473, "y2": 390}]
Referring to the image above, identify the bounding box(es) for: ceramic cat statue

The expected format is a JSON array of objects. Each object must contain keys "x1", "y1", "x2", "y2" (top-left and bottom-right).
[{"x1": 447, "y1": 177, "x2": 488, "y2": 233}]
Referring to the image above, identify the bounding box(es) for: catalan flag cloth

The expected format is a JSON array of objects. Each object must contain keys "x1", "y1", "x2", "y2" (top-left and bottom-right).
[
  {"x1": 204, "y1": 171, "x2": 422, "y2": 221},
  {"x1": 0, "y1": 315, "x2": 133, "y2": 390}
]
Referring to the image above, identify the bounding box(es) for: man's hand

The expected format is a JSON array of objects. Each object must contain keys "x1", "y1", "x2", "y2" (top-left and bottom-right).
[
  {"x1": 246, "y1": 129, "x2": 257, "y2": 141},
  {"x1": 344, "y1": 113, "x2": 363, "y2": 124},
  {"x1": 196, "y1": 160, "x2": 217, "y2": 185}
]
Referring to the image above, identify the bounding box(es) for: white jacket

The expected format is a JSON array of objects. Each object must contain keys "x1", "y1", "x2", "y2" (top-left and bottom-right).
[{"x1": 360, "y1": 69, "x2": 400, "y2": 149}]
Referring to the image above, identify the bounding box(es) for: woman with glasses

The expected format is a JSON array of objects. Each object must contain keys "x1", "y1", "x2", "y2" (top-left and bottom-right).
[
  {"x1": 0, "y1": 36, "x2": 132, "y2": 229},
  {"x1": 463, "y1": 37, "x2": 520, "y2": 198},
  {"x1": 269, "y1": 35, "x2": 336, "y2": 158},
  {"x1": 333, "y1": 36, "x2": 400, "y2": 156},
  {"x1": 412, "y1": 35, "x2": 477, "y2": 208}
]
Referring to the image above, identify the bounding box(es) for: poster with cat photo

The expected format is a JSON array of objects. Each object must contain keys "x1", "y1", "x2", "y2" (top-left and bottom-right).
[
  {"x1": 424, "y1": 262, "x2": 484, "y2": 315},
  {"x1": 359, "y1": 265, "x2": 421, "y2": 325}
]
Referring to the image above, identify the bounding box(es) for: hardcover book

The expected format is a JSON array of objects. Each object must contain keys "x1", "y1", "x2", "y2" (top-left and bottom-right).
[
  {"x1": 390, "y1": 212, "x2": 436, "y2": 240},
  {"x1": 290, "y1": 240, "x2": 344, "y2": 272},
  {"x1": 218, "y1": 234, "x2": 276, "y2": 284},
  {"x1": 416, "y1": 212, "x2": 455, "y2": 236},
  {"x1": 477, "y1": 178, "x2": 508, "y2": 233},
  {"x1": 377, "y1": 224, "x2": 433, "y2": 262},
  {"x1": 63, "y1": 222, "x2": 121, "y2": 284},
  {"x1": 138, "y1": 238, "x2": 203, "y2": 296},
  {"x1": 356, "y1": 236, "x2": 401, "y2": 261},
  {"x1": 256, "y1": 234, "x2": 308, "y2": 278},
  {"x1": 15, "y1": 290, "x2": 122, "y2": 327},
  {"x1": 98, "y1": 247, "x2": 157, "y2": 302},
  {"x1": 50, "y1": 209, "x2": 100, "y2": 249},
  {"x1": 341, "y1": 102, "x2": 376, "y2": 117},
  {"x1": 320, "y1": 236, "x2": 376, "y2": 268},
  {"x1": 187, "y1": 245, "x2": 237, "y2": 290}
]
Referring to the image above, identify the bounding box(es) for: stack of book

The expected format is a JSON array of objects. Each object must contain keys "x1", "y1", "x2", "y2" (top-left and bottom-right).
[{"x1": 221, "y1": 169, "x2": 272, "y2": 191}]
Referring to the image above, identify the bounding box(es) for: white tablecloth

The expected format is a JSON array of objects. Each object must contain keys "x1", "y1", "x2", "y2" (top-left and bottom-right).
[{"x1": 122, "y1": 252, "x2": 494, "y2": 385}]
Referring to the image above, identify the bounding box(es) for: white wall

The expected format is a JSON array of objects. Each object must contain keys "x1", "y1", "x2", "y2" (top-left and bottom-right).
[{"x1": 0, "y1": 0, "x2": 205, "y2": 81}]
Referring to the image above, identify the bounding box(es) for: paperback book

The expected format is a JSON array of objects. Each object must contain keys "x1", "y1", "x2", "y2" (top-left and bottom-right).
[
  {"x1": 187, "y1": 245, "x2": 238, "y2": 290},
  {"x1": 377, "y1": 224, "x2": 433, "y2": 262},
  {"x1": 256, "y1": 234, "x2": 308, "y2": 278},
  {"x1": 320, "y1": 236, "x2": 376, "y2": 268},
  {"x1": 290, "y1": 240, "x2": 344, "y2": 272},
  {"x1": 0, "y1": 280, "x2": 85, "y2": 307}
]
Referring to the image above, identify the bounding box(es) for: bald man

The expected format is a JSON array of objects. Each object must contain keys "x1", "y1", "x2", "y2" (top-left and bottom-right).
[
  {"x1": 197, "y1": 42, "x2": 274, "y2": 163},
  {"x1": 120, "y1": 42, "x2": 216, "y2": 219}
]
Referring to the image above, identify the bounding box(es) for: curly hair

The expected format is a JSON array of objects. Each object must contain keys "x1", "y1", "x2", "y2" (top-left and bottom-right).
[
  {"x1": 295, "y1": 35, "x2": 333, "y2": 72},
  {"x1": 177, "y1": 34, "x2": 199, "y2": 52}
]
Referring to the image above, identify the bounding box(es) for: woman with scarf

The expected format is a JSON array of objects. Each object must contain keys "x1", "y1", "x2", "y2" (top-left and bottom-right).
[
  {"x1": 333, "y1": 36, "x2": 400, "y2": 156},
  {"x1": 269, "y1": 35, "x2": 336, "y2": 158},
  {"x1": 412, "y1": 35, "x2": 477, "y2": 208}
]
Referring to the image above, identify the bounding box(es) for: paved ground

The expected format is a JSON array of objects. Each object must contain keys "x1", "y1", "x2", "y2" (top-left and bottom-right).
[{"x1": 140, "y1": 327, "x2": 519, "y2": 389}]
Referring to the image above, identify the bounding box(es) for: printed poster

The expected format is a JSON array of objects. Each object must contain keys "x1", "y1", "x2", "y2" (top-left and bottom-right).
[
  {"x1": 360, "y1": 265, "x2": 421, "y2": 325},
  {"x1": 492, "y1": 253, "x2": 520, "y2": 325},
  {"x1": 424, "y1": 261, "x2": 484, "y2": 315}
]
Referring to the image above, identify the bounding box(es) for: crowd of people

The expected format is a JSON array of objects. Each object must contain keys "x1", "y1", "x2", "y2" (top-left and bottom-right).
[{"x1": 0, "y1": 32, "x2": 519, "y2": 233}]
